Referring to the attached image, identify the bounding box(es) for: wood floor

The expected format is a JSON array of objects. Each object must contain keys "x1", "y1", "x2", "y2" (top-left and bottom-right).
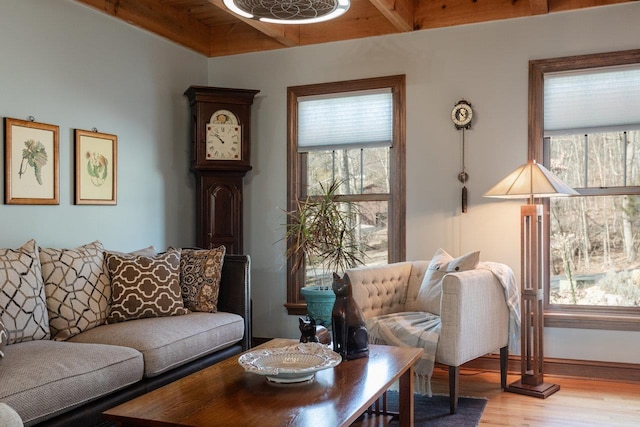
[{"x1": 428, "y1": 365, "x2": 640, "y2": 426}]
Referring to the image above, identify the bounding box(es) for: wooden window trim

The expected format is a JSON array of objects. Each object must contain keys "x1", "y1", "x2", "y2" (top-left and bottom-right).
[
  {"x1": 529, "y1": 49, "x2": 640, "y2": 331},
  {"x1": 284, "y1": 75, "x2": 406, "y2": 315}
]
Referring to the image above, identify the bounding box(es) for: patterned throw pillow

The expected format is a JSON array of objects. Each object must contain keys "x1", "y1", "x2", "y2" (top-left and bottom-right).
[
  {"x1": 415, "y1": 248, "x2": 480, "y2": 315},
  {"x1": 106, "y1": 246, "x2": 158, "y2": 258},
  {"x1": 106, "y1": 248, "x2": 188, "y2": 323},
  {"x1": 0, "y1": 317, "x2": 7, "y2": 358},
  {"x1": 0, "y1": 240, "x2": 50, "y2": 343},
  {"x1": 40, "y1": 241, "x2": 111, "y2": 340},
  {"x1": 180, "y1": 246, "x2": 226, "y2": 312}
]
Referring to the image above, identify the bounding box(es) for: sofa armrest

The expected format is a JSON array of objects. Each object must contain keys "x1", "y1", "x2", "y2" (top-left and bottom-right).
[
  {"x1": 217, "y1": 254, "x2": 251, "y2": 350},
  {"x1": 347, "y1": 262, "x2": 414, "y2": 320},
  {"x1": 436, "y1": 268, "x2": 509, "y2": 367}
]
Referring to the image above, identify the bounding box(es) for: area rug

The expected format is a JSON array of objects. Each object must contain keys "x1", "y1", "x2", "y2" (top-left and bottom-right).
[{"x1": 385, "y1": 391, "x2": 487, "y2": 427}]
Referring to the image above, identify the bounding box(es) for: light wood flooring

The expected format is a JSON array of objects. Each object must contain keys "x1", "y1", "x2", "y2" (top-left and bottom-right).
[{"x1": 428, "y1": 365, "x2": 640, "y2": 426}]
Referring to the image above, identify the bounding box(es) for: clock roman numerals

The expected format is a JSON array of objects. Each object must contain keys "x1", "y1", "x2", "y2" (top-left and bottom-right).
[{"x1": 205, "y1": 122, "x2": 241, "y2": 160}]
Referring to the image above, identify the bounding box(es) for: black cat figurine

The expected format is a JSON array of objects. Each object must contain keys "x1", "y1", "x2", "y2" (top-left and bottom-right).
[
  {"x1": 331, "y1": 273, "x2": 369, "y2": 360},
  {"x1": 299, "y1": 317, "x2": 319, "y2": 343}
]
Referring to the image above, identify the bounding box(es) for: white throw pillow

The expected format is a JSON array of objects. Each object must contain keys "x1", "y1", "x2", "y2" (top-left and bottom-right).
[{"x1": 415, "y1": 248, "x2": 480, "y2": 315}]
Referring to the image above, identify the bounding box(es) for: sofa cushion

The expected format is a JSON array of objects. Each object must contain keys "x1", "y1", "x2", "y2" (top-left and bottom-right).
[
  {"x1": 0, "y1": 317, "x2": 7, "y2": 358},
  {"x1": 0, "y1": 240, "x2": 50, "y2": 343},
  {"x1": 0, "y1": 340, "x2": 143, "y2": 426},
  {"x1": 40, "y1": 241, "x2": 111, "y2": 340},
  {"x1": 180, "y1": 246, "x2": 225, "y2": 312},
  {"x1": 70, "y1": 312, "x2": 244, "y2": 377},
  {"x1": 415, "y1": 248, "x2": 480, "y2": 315},
  {"x1": 106, "y1": 248, "x2": 188, "y2": 323}
]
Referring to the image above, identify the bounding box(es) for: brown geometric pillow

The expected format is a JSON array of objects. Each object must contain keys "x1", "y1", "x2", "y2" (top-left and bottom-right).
[
  {"x1": 0, "y1": 317, "x2": 7, "y2": 358},
  {"x1": 180, "y1": 246, "x2": 225, "y2": 312},
  {"x1": 0, "y1": 240, "x2": 50, "y2": 344},
  {"x1": 40, "y1": 241, "x2": 111, "y2": 340},
  {"x1": 106, "y1": 246, "x2": 158, "y2": 258},
  {"x1": 106, "y1": 248, "x2": 188, "y2": 323}
]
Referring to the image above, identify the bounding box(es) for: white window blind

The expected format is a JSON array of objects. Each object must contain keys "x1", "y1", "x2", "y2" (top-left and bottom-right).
[
  {"x1": 544, "y1": 65, "x2": 640, "y2": 135},
  {"x1": 298, "y1": 89, "x2": 393, "y2": 151}
]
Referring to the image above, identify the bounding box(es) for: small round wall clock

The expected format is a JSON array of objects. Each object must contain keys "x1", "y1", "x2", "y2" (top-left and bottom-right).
[
  {"x1": 451, "y1": 100, "x2": 473, "y2": 130},
  {"x1": 206, "y1": 110, "x2": 242, "y2": 160},
  {"x1": 451, "y1": 99, "x2": 473, "y2": 212}
]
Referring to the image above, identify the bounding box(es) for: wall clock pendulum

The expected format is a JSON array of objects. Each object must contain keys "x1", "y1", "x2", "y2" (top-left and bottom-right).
[
  {"x1": 451, "y1": 100, "x2": 473, "y2": 213},
  {"x1": 184, "y1": 86, "x2": 260, "y2": 254}
]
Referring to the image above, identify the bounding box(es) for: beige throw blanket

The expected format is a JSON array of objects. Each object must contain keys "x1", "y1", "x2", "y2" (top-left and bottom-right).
[
  {"x1": 366, "y1": 312, "x2": 441, "y2": 396},
  {"x1": 478, "y1": 261, "x2": 521, "y2": 353}
]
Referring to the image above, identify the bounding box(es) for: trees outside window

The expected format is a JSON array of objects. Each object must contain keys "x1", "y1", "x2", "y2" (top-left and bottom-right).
[{"x1": 547, "y1": 132, "x2": 640, "y2": 307}]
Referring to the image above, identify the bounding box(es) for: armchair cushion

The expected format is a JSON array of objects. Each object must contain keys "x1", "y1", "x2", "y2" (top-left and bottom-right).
[{"x1": 415, "y1": 249, "x2": 479, "y2": 315}]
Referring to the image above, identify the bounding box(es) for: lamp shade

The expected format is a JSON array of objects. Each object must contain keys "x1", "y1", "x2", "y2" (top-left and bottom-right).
[{"x1": 484, "y1": 160, "x2": 578, "y2": 201}]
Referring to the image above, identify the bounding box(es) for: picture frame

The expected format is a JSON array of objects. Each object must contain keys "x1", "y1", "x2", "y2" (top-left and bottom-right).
[
  {"x1": 74, "y1": 129, "x2": 117, "y2": 205},
  {"x1": 4, "y1": 117, "x2": 60, "y2": 205}
]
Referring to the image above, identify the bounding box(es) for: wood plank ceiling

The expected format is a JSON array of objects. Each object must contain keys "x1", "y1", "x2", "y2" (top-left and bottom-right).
[{"x1": 75, "y1": 0, "x2": 632, "y2": 57}]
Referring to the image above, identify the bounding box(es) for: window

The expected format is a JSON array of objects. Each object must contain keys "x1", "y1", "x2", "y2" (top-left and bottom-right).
[
  {"x1": 285, "y1": 76, "x2": 406, "y2": 314},
  {"x1": 530, "y1": 50, "x2": 640, "y2": 330}
]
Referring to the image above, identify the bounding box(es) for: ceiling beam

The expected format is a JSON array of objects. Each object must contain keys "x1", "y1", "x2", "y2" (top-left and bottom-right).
[
  {"x1": 75, "y1": 0, "x2": 211, "y2": 56},
  {"x1": 368, "y1": 0, "x2": 415, "y2": 32},
  {"x1": 207, "y1": 0, "x2": 300, "y2": 47},
  {"x1": 528, "y1": 0, "x2": 549, "y2": 15}
]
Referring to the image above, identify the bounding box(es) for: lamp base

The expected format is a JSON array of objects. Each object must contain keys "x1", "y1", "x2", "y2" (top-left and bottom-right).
[{"x1": 505, "y1": 379, "x2": 560, "y2": 398}]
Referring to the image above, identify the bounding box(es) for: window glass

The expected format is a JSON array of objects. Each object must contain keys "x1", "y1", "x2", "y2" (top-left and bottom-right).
[
  {"x1": 307, "y1": 147, "x2": 390, "y2": 196},
  {"x1": 627, "y1": 130, "x2": 640, "y2": 186},
  {"x1": 303, "y1": 199, "x2": 389, "y2": 286},
  {"x1": 550, "y1": 194, "x2": 640, "y2": 306},
  {"x1": 547, "y1": 130, "x2": 640, "y2": 308}
]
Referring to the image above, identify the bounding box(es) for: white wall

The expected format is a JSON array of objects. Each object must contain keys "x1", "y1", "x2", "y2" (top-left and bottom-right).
[
  {"x1": 208, "y1": 3, "x2": 640, "y2": 363},
  {"x1": 0, "y1": 0, "x2": 207, "y2": 251}
]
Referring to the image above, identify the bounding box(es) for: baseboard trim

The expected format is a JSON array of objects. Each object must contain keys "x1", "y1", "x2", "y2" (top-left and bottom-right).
[{"x1": 462, "y1": 354, "x2": 640, "y2": 383}]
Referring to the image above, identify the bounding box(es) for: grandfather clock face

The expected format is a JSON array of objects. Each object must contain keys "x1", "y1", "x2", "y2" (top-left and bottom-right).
[{"x1": 206, "y1": 110, "x2": 242, "y2": 161}]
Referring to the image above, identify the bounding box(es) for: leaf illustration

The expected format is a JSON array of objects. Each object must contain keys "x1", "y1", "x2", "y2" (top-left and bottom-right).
[
  {"x1": 86, "y1": 153, "x2": 108, "y2": 187},
  {"x1": 20, "y1": 140, "x2": 48, "y2": 185},
  {"x1": 100, "y1": 157, "x2": 108, "y2": 180}
]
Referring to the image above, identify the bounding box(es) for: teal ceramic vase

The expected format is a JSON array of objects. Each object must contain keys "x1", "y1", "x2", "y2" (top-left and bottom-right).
[{"x1": 300, "y1": 286, "x2": 336, "y2": 331}]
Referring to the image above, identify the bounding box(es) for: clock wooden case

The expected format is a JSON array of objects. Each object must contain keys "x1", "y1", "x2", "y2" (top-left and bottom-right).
[{"x1": 184, "y1": 86, "x2": 259, "y2": 254}]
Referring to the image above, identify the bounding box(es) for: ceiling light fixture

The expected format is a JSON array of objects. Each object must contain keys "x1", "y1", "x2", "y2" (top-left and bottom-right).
[{"x1": 223, "y1": 0, "x2": 350, "y2": 25}]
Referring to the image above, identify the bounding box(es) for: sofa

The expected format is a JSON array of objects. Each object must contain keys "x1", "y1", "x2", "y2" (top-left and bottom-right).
[
  {"x1": 0, "y1": 240, "x2": 251, "y2": 426},
  {"x1": 346, "y1": 249, "x2": 519, "y2": 414}
]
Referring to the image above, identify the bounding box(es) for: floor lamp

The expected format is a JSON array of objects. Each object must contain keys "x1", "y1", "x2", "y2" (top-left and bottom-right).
[{"x1": 485, "y1": 160, "x2": 577, "y2": 398}]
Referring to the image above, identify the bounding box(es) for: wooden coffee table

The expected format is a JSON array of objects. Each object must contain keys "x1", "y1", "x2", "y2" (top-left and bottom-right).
[{"x1": 103, "y1": 338, "x2": 423, "y2": 426}]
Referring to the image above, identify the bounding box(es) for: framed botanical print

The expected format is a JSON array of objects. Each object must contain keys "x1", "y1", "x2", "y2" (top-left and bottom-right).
[
  {"x1": 4, "y1": 117, "x2": 59, "y2": 205},
  {"x1": 74, "y1": 129, "x2": 117, "y2": 205}
]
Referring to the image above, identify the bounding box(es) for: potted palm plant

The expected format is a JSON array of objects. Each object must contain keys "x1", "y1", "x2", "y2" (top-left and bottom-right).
[{"x1": 283, "y1": 180, "x2": 367, "y2": 330}]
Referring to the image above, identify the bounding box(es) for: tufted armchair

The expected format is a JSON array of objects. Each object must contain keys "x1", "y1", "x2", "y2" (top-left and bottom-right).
[{"x1": 346, "y1": 260, "x2": 513, "y2": 414}]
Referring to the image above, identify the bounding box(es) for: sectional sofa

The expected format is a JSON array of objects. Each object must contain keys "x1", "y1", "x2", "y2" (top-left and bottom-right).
[{"x1": 0, "y1": 240, "x2": 251, "y2": 426}]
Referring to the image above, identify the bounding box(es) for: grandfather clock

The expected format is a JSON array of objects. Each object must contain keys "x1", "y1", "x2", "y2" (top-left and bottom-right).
[{"x1": 184, "y1": 86, "x2": 259, "y2": 254}]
